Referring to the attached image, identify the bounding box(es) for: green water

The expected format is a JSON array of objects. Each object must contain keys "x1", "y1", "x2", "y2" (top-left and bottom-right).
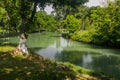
[{"x1": 8, "y1": 32, "x2": 120, "y2": 78}]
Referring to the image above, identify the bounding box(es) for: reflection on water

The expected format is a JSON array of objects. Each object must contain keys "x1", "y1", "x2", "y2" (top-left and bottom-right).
[
  {"x1": 82, "y1": 53, "x2": 93, "y2": 69},
  {"x1": 36, "y1": 37, "x2": 71, "y2": 59},
  {"x1": 36, "y1": 41, "x2": 61, "y2": 59},
  {"x1": 8, "y1": 33, "x2": 120, "y2": 78},
  {"x1": 60, "y1": 37, "x2": 71, "y2": 47}
]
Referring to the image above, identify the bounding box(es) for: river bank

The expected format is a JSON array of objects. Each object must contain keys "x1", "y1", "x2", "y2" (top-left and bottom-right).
[
  {"x1": 70, "y1": 31, "x2": 120, "y2": 48},
  {"x1": 0, "y1": 45, "x2": 116, "y2": 80}
]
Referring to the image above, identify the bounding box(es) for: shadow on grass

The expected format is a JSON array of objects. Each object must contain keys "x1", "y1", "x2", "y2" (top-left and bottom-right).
[{"x1": 0, "y1": 51, "x2": 77, "y2": 80}]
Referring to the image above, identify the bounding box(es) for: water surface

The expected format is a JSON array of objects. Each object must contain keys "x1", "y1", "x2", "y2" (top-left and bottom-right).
[{"x1": 9, "y1": 33, "x2": 120, "y2": 78}]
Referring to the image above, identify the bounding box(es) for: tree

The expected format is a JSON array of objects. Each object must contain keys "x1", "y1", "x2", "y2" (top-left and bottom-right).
[
  {"x1": 89, "y1": 1, "x2": 120, "y2": 47},
  {"x1": 0, "y1": 0, "x2": 89, "y2": 55},
  {"x1": 0, "y1": 0, "x2": 33, "y2": 54},
  {"x1": 62, "y1": 15, "x2": 82, "y2": 33},
  {"x1": 34, "y1": 11, "x2": 56, "y2": 32},
  {"x1": 52, "y1": 0, "x2": 88, "y2": 19}
]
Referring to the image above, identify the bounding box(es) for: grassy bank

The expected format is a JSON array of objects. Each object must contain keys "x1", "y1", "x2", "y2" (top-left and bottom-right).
[{"x1": 0, "y1": 45, "x2": 116, "y2": 80}]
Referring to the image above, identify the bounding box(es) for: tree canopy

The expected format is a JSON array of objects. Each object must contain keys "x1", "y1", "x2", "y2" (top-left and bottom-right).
[
  {"x1": 71, "y1": 0, "x2": 120, "y2": 47},
  {"x1": 0, "y1": 0, "x2": 88, "y2": 33}
]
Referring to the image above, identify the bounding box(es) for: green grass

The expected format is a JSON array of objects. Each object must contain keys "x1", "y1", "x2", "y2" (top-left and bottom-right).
[
  {"x1": 0, "y1": 45, "x2": 15, "y2": 52},
  {"x1": 57, "y1": 62, "x2": 93, "y2": 74},
  {"x1": 0, "y1": 45, "x2": 116, "y2": 80}
]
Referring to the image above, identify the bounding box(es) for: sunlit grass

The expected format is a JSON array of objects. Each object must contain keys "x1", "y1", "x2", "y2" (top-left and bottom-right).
[
  {"x1": 0, "y1": 46, "x2": 15, "y2": 52},
  {"x1": 57, "y1": 62, "x2": 93, "y2": 74}
]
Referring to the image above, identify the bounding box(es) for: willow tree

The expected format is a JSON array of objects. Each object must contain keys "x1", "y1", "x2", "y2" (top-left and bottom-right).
[{"x1": 0, "y1": 0, "x2": 88, "y2": 55}]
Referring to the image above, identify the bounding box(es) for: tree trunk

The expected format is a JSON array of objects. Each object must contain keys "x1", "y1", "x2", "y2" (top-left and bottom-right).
[
  {"x1": 17, "y1": 18, "x2": 28, "y2": 55},
  {"x1": 14, "y1": 2, "x2": 38, "y2": 56}
]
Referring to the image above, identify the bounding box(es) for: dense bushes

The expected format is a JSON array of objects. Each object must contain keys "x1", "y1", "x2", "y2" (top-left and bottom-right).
[
  {"x1": 61, "y1": 15, "x2": 82, "y2": 33},
  {"x1": 69, "y1": 1, "x2": 120, "y2": 48},
  {"x1": 71, "y1": 30, "x2": 92, "y2": 43}
]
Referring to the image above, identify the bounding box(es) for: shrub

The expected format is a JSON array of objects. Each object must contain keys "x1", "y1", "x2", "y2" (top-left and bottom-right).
[{"x1": 71, "y1": 30, "x2": 93, "y2": 43}]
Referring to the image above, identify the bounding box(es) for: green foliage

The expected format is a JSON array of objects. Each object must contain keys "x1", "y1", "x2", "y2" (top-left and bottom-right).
[
  {"x1": 0, "y1": 7, "x2": 6, "y2": 19},
  {"x1": 90, "y1": 2, "x2": 120, "y2": 46},
  {"x1": 0, "y1": 29, "x2": 6, "y2": 33},
  {"x1": 62, "y1": 15, "x2": 82, "y2": 33},
  {"x1": 75, "y1": 6, "x2": 88, "y2": 19},
  {"x1": 71, "y1": 30, "x2": 93, "y2": 43},
  {"x1": 84, "y1": 17, "x2": 91, "y2": 30},
  {"x1": 53, "y1": 0, "x2": 88, "y2": 20},
  {"x1": 0, "y1": 7, "x2": 7, "y2": 30},
  {"x1": 71, "y1": 1, "x2": 120, "y2": 47},
  {"x1": 35, "y1": 11, "x2": 57, "y2": 32},
  {"x1": 0, "y1": 0, "x2": 119, "y2": 48},
  {"x1": 0, "y1": 0, "x2": 33, "y2": 32},
  {"x1": 0, "y1": 0, "x2": 88, "y2": 34}
]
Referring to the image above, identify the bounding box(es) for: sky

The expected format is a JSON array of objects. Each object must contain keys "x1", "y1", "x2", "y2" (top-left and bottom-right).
[
  {"x1": 84, "y1": 0, "x2": 107, "y2": 7},
  {"x1": 44, "y1": 0, "x2": 108, "y2": 14},
  {"x1": 44, "y1": 5, "x2": 54, "y2": 14}
]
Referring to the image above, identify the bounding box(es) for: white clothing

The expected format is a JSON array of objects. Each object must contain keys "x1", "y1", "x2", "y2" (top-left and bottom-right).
[{"x1": 18, "y1": 38, "x2": 28, "y2": 55}]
